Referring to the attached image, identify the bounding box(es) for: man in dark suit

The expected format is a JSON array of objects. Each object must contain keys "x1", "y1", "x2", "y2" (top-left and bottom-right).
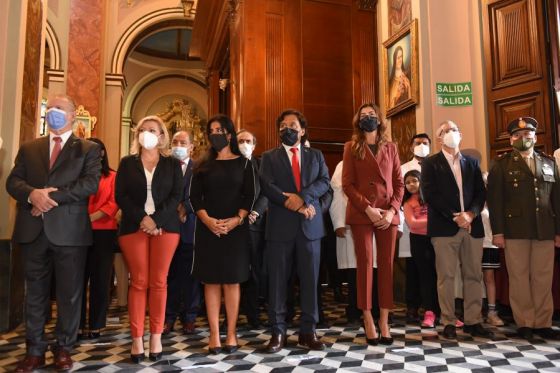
[
  {"x1": 163, "y1": 130, "x2": 201, "y2": 335},
  {"x1": 421, "y1": 120, "x2": 493, "y2": 340},
  {"x1": 260, "y1": 109, "x2": 330, "y2": 352},
  {"x1": 6, "y1": 94, "x2": 101, "y2": 372},
  {"x1": 237, "y1": 129, "x2": 268, "y2": 329},
  {"x1": 488, "y1": 117, "x2": 560, "y2": 341}
]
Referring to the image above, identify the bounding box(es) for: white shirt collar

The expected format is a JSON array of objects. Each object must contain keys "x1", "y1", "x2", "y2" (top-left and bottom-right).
[{"x1": 49, "y1": 130, "x2": 73, "y2": 146}]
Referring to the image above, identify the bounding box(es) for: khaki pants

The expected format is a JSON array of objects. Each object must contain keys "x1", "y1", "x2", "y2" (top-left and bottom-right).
[
  {"x1": 504, "y1": 239, "x2": 554, "y2": 328},
  {"x1": 432, "y1": 229, "x2": 483, "y2": 326}
]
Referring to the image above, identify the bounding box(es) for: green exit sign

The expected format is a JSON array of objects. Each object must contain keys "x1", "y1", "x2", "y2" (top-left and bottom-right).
[{"x1": 436, "y1": 82, "x2": 472, "y2": 106}]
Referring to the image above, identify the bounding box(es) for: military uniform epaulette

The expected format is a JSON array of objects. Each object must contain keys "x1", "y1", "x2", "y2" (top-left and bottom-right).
[
  {"x1": 536, "y1": 150, "x2": 554, "y2": 161},
  {"x1": 496, "y1": 151, "x2": 512, "y2": 161}
]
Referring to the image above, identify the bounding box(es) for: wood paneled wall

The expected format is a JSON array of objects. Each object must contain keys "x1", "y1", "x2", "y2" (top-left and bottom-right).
[
  {"x1": 192, "y1": 0, "x2": 379, "y2": 173},
  {"x1": 482, "y1": 0, "x2": 555, "y2": 156}
]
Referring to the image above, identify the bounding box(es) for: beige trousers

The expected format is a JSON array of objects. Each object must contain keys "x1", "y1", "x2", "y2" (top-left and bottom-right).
[
  {"x1": 432, "y1": 229, "x2": 483, "y2": 326},
  {"x1": 504, "y1": 239, "x2": 554, "y2": 328}
]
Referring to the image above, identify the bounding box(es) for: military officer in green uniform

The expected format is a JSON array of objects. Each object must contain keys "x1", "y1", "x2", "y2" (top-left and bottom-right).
[{"x1": 487, "y1": 117, "x2": 560, "y2": 341}]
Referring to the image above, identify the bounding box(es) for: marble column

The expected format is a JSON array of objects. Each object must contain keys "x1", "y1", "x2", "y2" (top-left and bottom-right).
[{"x1": 66, "y1": 0, "x2": 105, "y2": 122}]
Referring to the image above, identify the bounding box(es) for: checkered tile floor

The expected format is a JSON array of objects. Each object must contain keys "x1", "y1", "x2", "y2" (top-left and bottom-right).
[{"x1": 2, "y1": 291, "x2": 560, "y2": 372}]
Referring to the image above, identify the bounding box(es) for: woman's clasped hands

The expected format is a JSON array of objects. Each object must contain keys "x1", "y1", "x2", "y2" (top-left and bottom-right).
[
  {"x1": 204, "y1": 216, "x2": 239, "y2": 237},
  {"x1": 140, "y1": 215, "x2": 162, "y2": 235}
]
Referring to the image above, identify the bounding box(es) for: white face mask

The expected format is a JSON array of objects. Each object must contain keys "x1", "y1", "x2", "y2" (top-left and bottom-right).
[
  {"x1": 442, "y1": 131, "x2": 461, "y2": 149},
  {"x1": 139, "y1": 131, "x2": 159, "y2": 150},
  {"x1": 413, "y1": 143, "x2": 430, "y2": 158},
  {"x1": 239, "y1": 143, "x2": 254, "y2": 158}
]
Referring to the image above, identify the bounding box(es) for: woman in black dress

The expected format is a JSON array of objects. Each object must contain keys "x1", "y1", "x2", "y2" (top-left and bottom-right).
[{"x1": 190, "y1": 114, "x2": 255, "y2": 354}]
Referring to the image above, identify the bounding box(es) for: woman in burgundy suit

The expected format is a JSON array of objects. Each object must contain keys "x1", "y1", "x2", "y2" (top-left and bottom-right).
[{"x1": 342, "y1": 103, "x2": 404, "y2": 345}]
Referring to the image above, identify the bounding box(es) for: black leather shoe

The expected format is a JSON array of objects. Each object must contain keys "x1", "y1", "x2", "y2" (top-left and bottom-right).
[
  {"x1": 442, "y1": 324, "x2": 457, "y2": 339},
  {"x1": 298, "y1": 332, "x2": 325, "y2": 350},
  {"x1": 464, "y1": 323, "x2": 494, "y2": 338},
  {"x1": 89, "y1": 331, "x2": 101, "y2": 339},
  {"x1": 148, "y1": 351, "x2": 162, "y2": 361},
  {"x1": 223, "y1": 344, "x2": 239, "y2": 353},
  {"x1": 517, "y1": 327, "x2": 533, "y2": 340},
  {"x1": 534, "y1": 327, "x2": 560, "y2": 340},
  {"x1": 378, "y1": 336, "x2": 393, "y2": 345},
  {"x1": 130, "y1": 352, "x2": 145, "y2": 363},
  {"x1": 265, "y1": 333, "x2": 286, "y2": 353}
]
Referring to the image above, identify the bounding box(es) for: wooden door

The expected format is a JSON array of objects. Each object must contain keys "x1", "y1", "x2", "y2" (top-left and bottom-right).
[{"x1": 482, "y1": 0, "x2": 555, "y2": 156}]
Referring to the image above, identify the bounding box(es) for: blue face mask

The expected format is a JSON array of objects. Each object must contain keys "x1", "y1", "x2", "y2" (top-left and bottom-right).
[
  {"x1": 171, "y1": 146, "x2": 188, "y2": 160},
  {"x1": 46, "y1": 108, "x2": 68, "y2": 130}
]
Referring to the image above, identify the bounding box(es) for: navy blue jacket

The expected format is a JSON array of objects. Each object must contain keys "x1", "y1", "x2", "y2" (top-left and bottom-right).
[
  {"x1": 180, "y1": 159, "x2": 196, "y2": 244},
  {"x1": 259, "y1": 145, "x2": 330, "y2": 242}
]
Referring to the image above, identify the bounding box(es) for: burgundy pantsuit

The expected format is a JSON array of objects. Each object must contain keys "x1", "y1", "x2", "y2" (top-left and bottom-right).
[{"x1": 342, "y1": 141, "x2": 403, "y2": 310}]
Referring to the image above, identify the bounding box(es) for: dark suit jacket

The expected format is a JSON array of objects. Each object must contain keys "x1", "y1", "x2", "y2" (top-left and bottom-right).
[
  {"x1": 115, "y1": 154, "x2": 183, "y2": 236},
  {"x1": 421, "y1": 151, "x2": 486, "y2": 238},
  {"x1": 341, "y1": 141, "x2": 404, "y2": 225},
  {"x1": 180, "y1": 159, "x2": 196, "y2": 244},
  {"x1": 249, "y1": 157, "x2": 268, "y2": 232},
  {"x1": 6, "y1": 134, "x2": 101, "y2": 246},
  {"x1": 259, "y1": 145, "x2": 330, "y2": 242},
  {"x1": 487, "y1": 150, "x2": 560, "y2": 240}
]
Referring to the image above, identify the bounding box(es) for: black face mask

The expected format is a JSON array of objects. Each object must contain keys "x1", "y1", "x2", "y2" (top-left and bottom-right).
[
  {"x1": 208, "y1": 133, "x2": 229, "y2": 152},
  {"x1": 359, "y1": 116, "x2": 379, "y2": 132},
  {"x1": 280, "y1": 128, "x2": 299, "y2": 146}
]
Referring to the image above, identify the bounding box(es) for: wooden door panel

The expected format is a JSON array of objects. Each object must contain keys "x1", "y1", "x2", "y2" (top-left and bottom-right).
[{"x1": 483, "y1": 0, "x2": 553, "y2": 156}]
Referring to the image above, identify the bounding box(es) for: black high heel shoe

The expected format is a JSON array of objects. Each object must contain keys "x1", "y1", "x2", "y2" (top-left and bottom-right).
[
  {"x1": 148, "y1": 351, "x2": 162, "y2": 362},
  {"x1": 378, "y1": 335, "x2": 393, "y2": 345},
  {"x1": 130, "y1": 352, "x2": 145, "y2": 363},
  {"x1": 208, "y1": 346, "x2": 222, "y2": 355},
  {"x1": 223, "y1": 344, "x2": 239, "y2": 353},
  {"x1": 365, "y1": 337, "x2": 379, "y2": 346}
]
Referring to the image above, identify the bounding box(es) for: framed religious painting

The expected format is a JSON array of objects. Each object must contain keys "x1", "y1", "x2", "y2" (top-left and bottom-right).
[
  {"x1": 383, "y1": 19, "x2": 419, "y2": 118},
  {"x1": 73, "y1": 105, "x2": 97, "y2": 139}
]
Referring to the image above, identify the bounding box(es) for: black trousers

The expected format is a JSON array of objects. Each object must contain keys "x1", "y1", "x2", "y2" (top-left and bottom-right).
[
  {"x1": 22, "y1": 231, "x2": 87, "y2": 355},
  {"x1": 405, "y1": 256, "x2": 421, "y2": 310},
  {"x1": 410, "y1": 233, "x2": 439, "y2": 312},
  {"x1": 241, "y1": 229, "x2": 266, "y2": 323},
  {"x1": 165, "y1": 242, "x2": 201, "y2": 323},
  {"x1": 80, "y1": 230, "x2": 116, "y2": 330}
]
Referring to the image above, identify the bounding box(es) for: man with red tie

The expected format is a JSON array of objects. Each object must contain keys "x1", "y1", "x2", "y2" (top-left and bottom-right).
[
  {"x1": 259, "y1": 109, "x2": 331, "y2": 353},
  {"x1": 6, "y1": 94, "x2": 101, "y2": 372}
]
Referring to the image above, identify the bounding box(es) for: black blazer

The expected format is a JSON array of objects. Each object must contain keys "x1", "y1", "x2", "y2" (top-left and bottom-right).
[
  {"x1": 115, "y1": 154, "x2": 184, "y2": 236},
  {"x1": 421, "y1": 151, "x2": 486, "y2": 238},
  {"x1": 6, "y1": 134, "x2": 101, "y2": 246},
  {"x1": 259, "y1": 145, "x2": 331, "y2": 242},
  {"x1": 249, "y1": 157, "x2": 268, "y2": 232},
  {"x1": 180, "y1": 159, "x2": 196, "y2": 244}
]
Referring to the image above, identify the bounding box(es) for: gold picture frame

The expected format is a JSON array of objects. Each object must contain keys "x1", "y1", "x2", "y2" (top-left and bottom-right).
[
  {"x1": 383, "y1": 19, "x2": 419, "y2": 118},
  {"x1": 73, "y1": 105, "x2": 97, "y2": 139}
]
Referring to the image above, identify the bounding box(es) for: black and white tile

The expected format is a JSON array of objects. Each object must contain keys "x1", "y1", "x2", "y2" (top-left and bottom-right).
[{"x1": 2, "y1": 292, "x2": 560, "y2": 372}]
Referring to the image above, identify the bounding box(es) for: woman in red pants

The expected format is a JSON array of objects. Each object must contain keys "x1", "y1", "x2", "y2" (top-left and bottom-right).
[
  {"x1": 342, "y1": 103, "x2": 404, "y2": 345},
  {"x1": 115, "y1": 115, "x2": 183, "y2": 362}
]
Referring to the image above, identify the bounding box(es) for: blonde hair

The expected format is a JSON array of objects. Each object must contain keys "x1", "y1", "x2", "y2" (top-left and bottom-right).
[{"x1": 130, "y1": 115, "x2": 171, "y2": 156}]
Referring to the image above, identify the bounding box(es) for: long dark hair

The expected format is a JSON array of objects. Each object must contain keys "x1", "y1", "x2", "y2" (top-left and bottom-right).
[
  {"x1": 350, "y1": 102, "x2": 389, "y2": 160},
  {"x1": 194, "y1": 114, "x2": 241, "y2": 173},
  {"x1": 402, "y1": 169, "x2": 424, "y2": 205},
  {"x1": 87, "y1": 137, "x2": 111, "y2": 177}
]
